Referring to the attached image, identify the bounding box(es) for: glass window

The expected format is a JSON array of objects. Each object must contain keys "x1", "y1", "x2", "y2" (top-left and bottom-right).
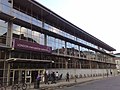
[
  {"x1": 1, "y1": 0, "x2": 11, "y2": 15},
  {"x1": 0, "y1": 50, "x2": 5, "y2": 59},
  {"x1": 27, "y1": 29, "x2": 32, "y2": 42},
  {"x1": 40, "y1": 33, "x2": 44, "y2": 45},
  {"x1": 0, "y1": 26, "x2": 7, "y2": 36},
  {"x1": 44, "y1": 23, "x2": 50, "y2": 30},
  {"x1": 21, "y1": 27, "x2": 27, "y2": 34},
  {"x1": 32, "y1": 31, "x2": 40, "y2": 44},
  {"x1": 74, "y1": 45, "x2": 79, "y2": 57},
  {"x1": 0, "y1": 19, "x2": 7, "y2": 36},
  {"x1": 0, "y1": 19, "x2": 7, "y2": 44},
  {"x1": 59, "y1": 40, "x2": 65, "y2": 55},
  {"x1": 38, "y1": 20, "x2": 42, "y2": 27},
  {"x1": 13, "y1": 24, "x2": 21, "y2": 39},
  {"x1": 20, "y1": 27, "x2": 27, "y2": 40},
  {"x1": 66, "y1": 42, "x2": 72, "y2": 55},
  {"x1": 2, "y1": 0, "x2": 11, "y2": 6},
  {"x1": 13, "y1": 24, "x2": 20, "y2": 32}
]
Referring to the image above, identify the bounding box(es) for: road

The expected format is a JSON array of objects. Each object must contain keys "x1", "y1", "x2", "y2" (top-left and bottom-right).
[{"x1": 56, "y1": 75, "x2": 120, "y2": 90}]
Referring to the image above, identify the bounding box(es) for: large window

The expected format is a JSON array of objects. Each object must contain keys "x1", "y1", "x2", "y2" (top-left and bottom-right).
[
  {"x1": 66, "y1": 42, "x2": 80, "y2": 57},
  {"x1": 13, "y1": 24, "x2": 45, "y2": 45},
  {"x1": 13, "y1": 24, "x2": 21, "y2": 39},
  {"x1": 47, "y1": 36, "x2": 55, "y2": 51},
  {"x1": 32, "y1": 31, "x2": 40, "y2": 43},
  {"x1": 81, "y1": 60, "x2": 90, "y2": 69},
  {"x1": 0, "y1": 50, "x2": 5, "y2": 59},
  {"x1": 58, "y1": 39, "x2": 65, "y2": 55},
  {"x1": 0, "y1": 19, "x2": 8, "y2": 45},
  {"x1": 47, "y1": 36, "x2": 65, "y2": 54}
]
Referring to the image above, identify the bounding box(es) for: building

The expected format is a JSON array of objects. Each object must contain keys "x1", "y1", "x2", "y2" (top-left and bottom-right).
[
  {"x1": 114, "y1": 53, "x2": 120, "y2": 73},
  {"x1": 0, "y1": 0, "x2": 116, "y2": 84}
]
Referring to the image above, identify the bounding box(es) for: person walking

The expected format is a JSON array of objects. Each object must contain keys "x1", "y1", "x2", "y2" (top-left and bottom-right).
[
  {"x1": 55, "y1": 71, "x2": 59, "y2": 82},
  {"x1": 36, "y1": 73, "x2": 41, "y2": 89},
  {"x1": 51, "y1": 72, "x2": 56, "y2": 84},
  {"x1": 44, "y1": 71, "x2": 49, "y2": 84},
  {"x1": 66, "y1": 72, "x2": 69, "y2": 82}
]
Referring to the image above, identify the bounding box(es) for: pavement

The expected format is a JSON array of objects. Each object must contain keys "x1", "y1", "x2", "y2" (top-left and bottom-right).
[
  {"x1": 2, "y1": 75, "x2": 116, "y2": 90},
  {"x1": 29, "y1": 75, "x2": 115, "y2": 90},
  {"x1": 59, "y1": 75, "x2": 120, "y2": 90}
]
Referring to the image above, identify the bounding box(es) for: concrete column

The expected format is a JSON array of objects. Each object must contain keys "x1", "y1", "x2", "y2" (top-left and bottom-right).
[
  {"x1": 12, "y1": 70, "x2": 15, "y2": 84},
  {"x1": 78, "y1": 46, "x2": 80, "y2": 58},
  {"x1": 65, "y1": 41, "x2": 67, "y2": 55},
  {"x1": 18, "y1": 70, "x2": 21, "y2": 82},
  {"x1": 44, "y1": 34, "x2": 47, "y2": 45},
  {"x1": 7, "y1": 63, "x2": 10, "y2": 85},
  {"x1": 6, "y1": 22, "x2": 13, "y2": 85},
  {"x1": 97, "y1": 62, "x2": 99, "y2": 69},
  {"x1": 80, "y1": 60, "x2": 81, "y2": 69},
  {"x1": 3, "y1": 51, "x2": 7, "y2": 85},
  {"x1": 30, "y1": 71, "x2": 32, "y2": 83},
  {"x1": 95, "y1": 51, "x2": 98, "y2": 61},
  {"x1": 65, "y1": 61, "x2": 68, "y2": 69},
  {"x1": 6, "y1": 21, "x2": 13, "y2": 47},
  {"x1": 90, "y1": 61, "x2": 93, "y2": 78},
  {"x1": 25, "y1": 70, "x2": 26, "y2": 83}
]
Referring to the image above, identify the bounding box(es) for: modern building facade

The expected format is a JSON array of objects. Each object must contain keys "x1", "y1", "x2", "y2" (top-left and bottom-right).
[
  {"x1": 114, "y1": 53, "x2": 120, "y2": 73},
  {"x1": 0, "y1": 0, "x2": 116, "y2": 84}
]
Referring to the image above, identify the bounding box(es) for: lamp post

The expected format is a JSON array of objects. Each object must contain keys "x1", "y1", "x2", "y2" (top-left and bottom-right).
[
  {"x1": 52, "y1": 61, "x2": 54, "y2": 63},
  {"x1": 74, "y1": 59, "x2": 77, "y2": 82},
  {"x1": 90, "y1": 61, "x2": 93, "y2": 79}
]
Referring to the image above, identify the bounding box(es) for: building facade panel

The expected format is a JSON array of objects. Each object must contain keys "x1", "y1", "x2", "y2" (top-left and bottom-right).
[{"x1": 0, "y1": 0, "x2": 116, "y2": 84}]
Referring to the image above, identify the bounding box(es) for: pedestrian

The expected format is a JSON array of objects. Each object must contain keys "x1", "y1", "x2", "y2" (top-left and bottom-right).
[
  {"x1": 51, "y1": 72, "x2": 56, "y2": 84},
  {"x1": 48, "y1": 72, "x2": 51, "y2": 84},
  {"x1": 44, "y1": 71, "x2": 49, "y2": 84},
  {"x1": 55, "y1": 71, "x2": 59, "y2": 81},
  {"x1": 110, "y1": 72, "x2": 112, "y2": 75},
  {"x1": 107, "y1": 72, "x2": 109, "y2": 77},
  {"x1": 66, "y1": 72, "x2": 69, "y2": 82},
  {"x1": 36, "y1": 73, "x2": 41, "y2": 88},
  {"x1": 59, "y1": 73, "x2": 63, "y2": 80}
]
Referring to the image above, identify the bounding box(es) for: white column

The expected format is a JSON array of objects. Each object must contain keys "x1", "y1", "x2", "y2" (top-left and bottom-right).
[
  {"x1": 7, "y1": 63, "x2": 10, "y2": 85},
  {"x1": 6, "y1": 21, "x2": 13, "y2": 47}
]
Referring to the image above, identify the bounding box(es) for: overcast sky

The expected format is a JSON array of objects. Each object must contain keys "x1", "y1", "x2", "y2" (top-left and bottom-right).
[{"x1": 36, "y1": 0, "x2": 120, "y2": 53}]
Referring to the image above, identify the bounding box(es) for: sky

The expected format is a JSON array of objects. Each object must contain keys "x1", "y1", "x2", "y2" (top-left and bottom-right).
[{"x1": 36, "y1": 0, "x2": 120, "y2": 53}]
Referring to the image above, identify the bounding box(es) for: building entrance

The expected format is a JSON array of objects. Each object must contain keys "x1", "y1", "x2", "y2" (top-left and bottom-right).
[{"x1": 9, "y1": 69, "x2": 45, "y2": 85}]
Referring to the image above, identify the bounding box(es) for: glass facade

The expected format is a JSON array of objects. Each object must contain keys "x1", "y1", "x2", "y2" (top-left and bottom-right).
[
  {"x1": 0, "y1": 0, "x2": 115, "y2": 67},
  {"x1": 0, "y1": 0, "x2": 117, "y2": 85},
  {"x1": 8, "y1": 20, "x2": 115, "y2": 68},
  {"x1": 13, "y1": 24, "x2": 44, "y2": 45},
  {"x1": 5, "y1": 20, "x2": 114, "y2": 69},
  {"x1": 0, "y1": 0, "x2": 106, "y2": 52},
  {"x1": 0, "y1": 19, "x2": 8, "y2": 45}
]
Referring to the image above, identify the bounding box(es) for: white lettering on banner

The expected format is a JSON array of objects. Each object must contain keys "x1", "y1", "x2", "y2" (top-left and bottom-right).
[{"x1": 17, "y1": 44, "x2": 50, "y2": 52}]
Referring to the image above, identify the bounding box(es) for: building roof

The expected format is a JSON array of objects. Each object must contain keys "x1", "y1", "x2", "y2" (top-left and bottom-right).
[
  {"x1": 12, "y1": 0, "x2": 116, "y2": 51},
  {"x1": 114, "y1": 53, "x2": 120, "y2": 55}
]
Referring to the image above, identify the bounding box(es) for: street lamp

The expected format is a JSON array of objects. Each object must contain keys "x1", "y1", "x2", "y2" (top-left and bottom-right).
[
  {"x1": 52, "y1": 61, "x2": 54, "y2": 63},
  {"x1": 74, "y1": 59, "x2": 77, "y2": 82},
  {"x1": 68, "y1": 58, "x2": 70, "y2": 61}
]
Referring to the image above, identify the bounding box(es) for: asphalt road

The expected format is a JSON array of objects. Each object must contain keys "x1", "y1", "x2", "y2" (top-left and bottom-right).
[{"x1": 56, "y1": 75, "x2": 120, "y2": 90}]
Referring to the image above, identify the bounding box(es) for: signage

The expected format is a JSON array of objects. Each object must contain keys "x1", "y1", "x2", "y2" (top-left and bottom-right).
[{"x1": 13, "y1": 39, "x2": 52, "y2": 53}]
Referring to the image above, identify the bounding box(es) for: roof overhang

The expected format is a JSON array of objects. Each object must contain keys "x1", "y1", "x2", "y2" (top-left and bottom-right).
[{"x1": 12, "y1": 0, "x2": 116, "y2": 51}]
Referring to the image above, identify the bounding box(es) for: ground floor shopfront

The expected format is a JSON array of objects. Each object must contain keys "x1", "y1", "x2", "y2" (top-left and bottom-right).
[
  {"x1": 8, "y1": 69, "x2": 45, "y2": 85},
  {"x1": 0, "y1": 55, "x2": 117, "y2": 85}
]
